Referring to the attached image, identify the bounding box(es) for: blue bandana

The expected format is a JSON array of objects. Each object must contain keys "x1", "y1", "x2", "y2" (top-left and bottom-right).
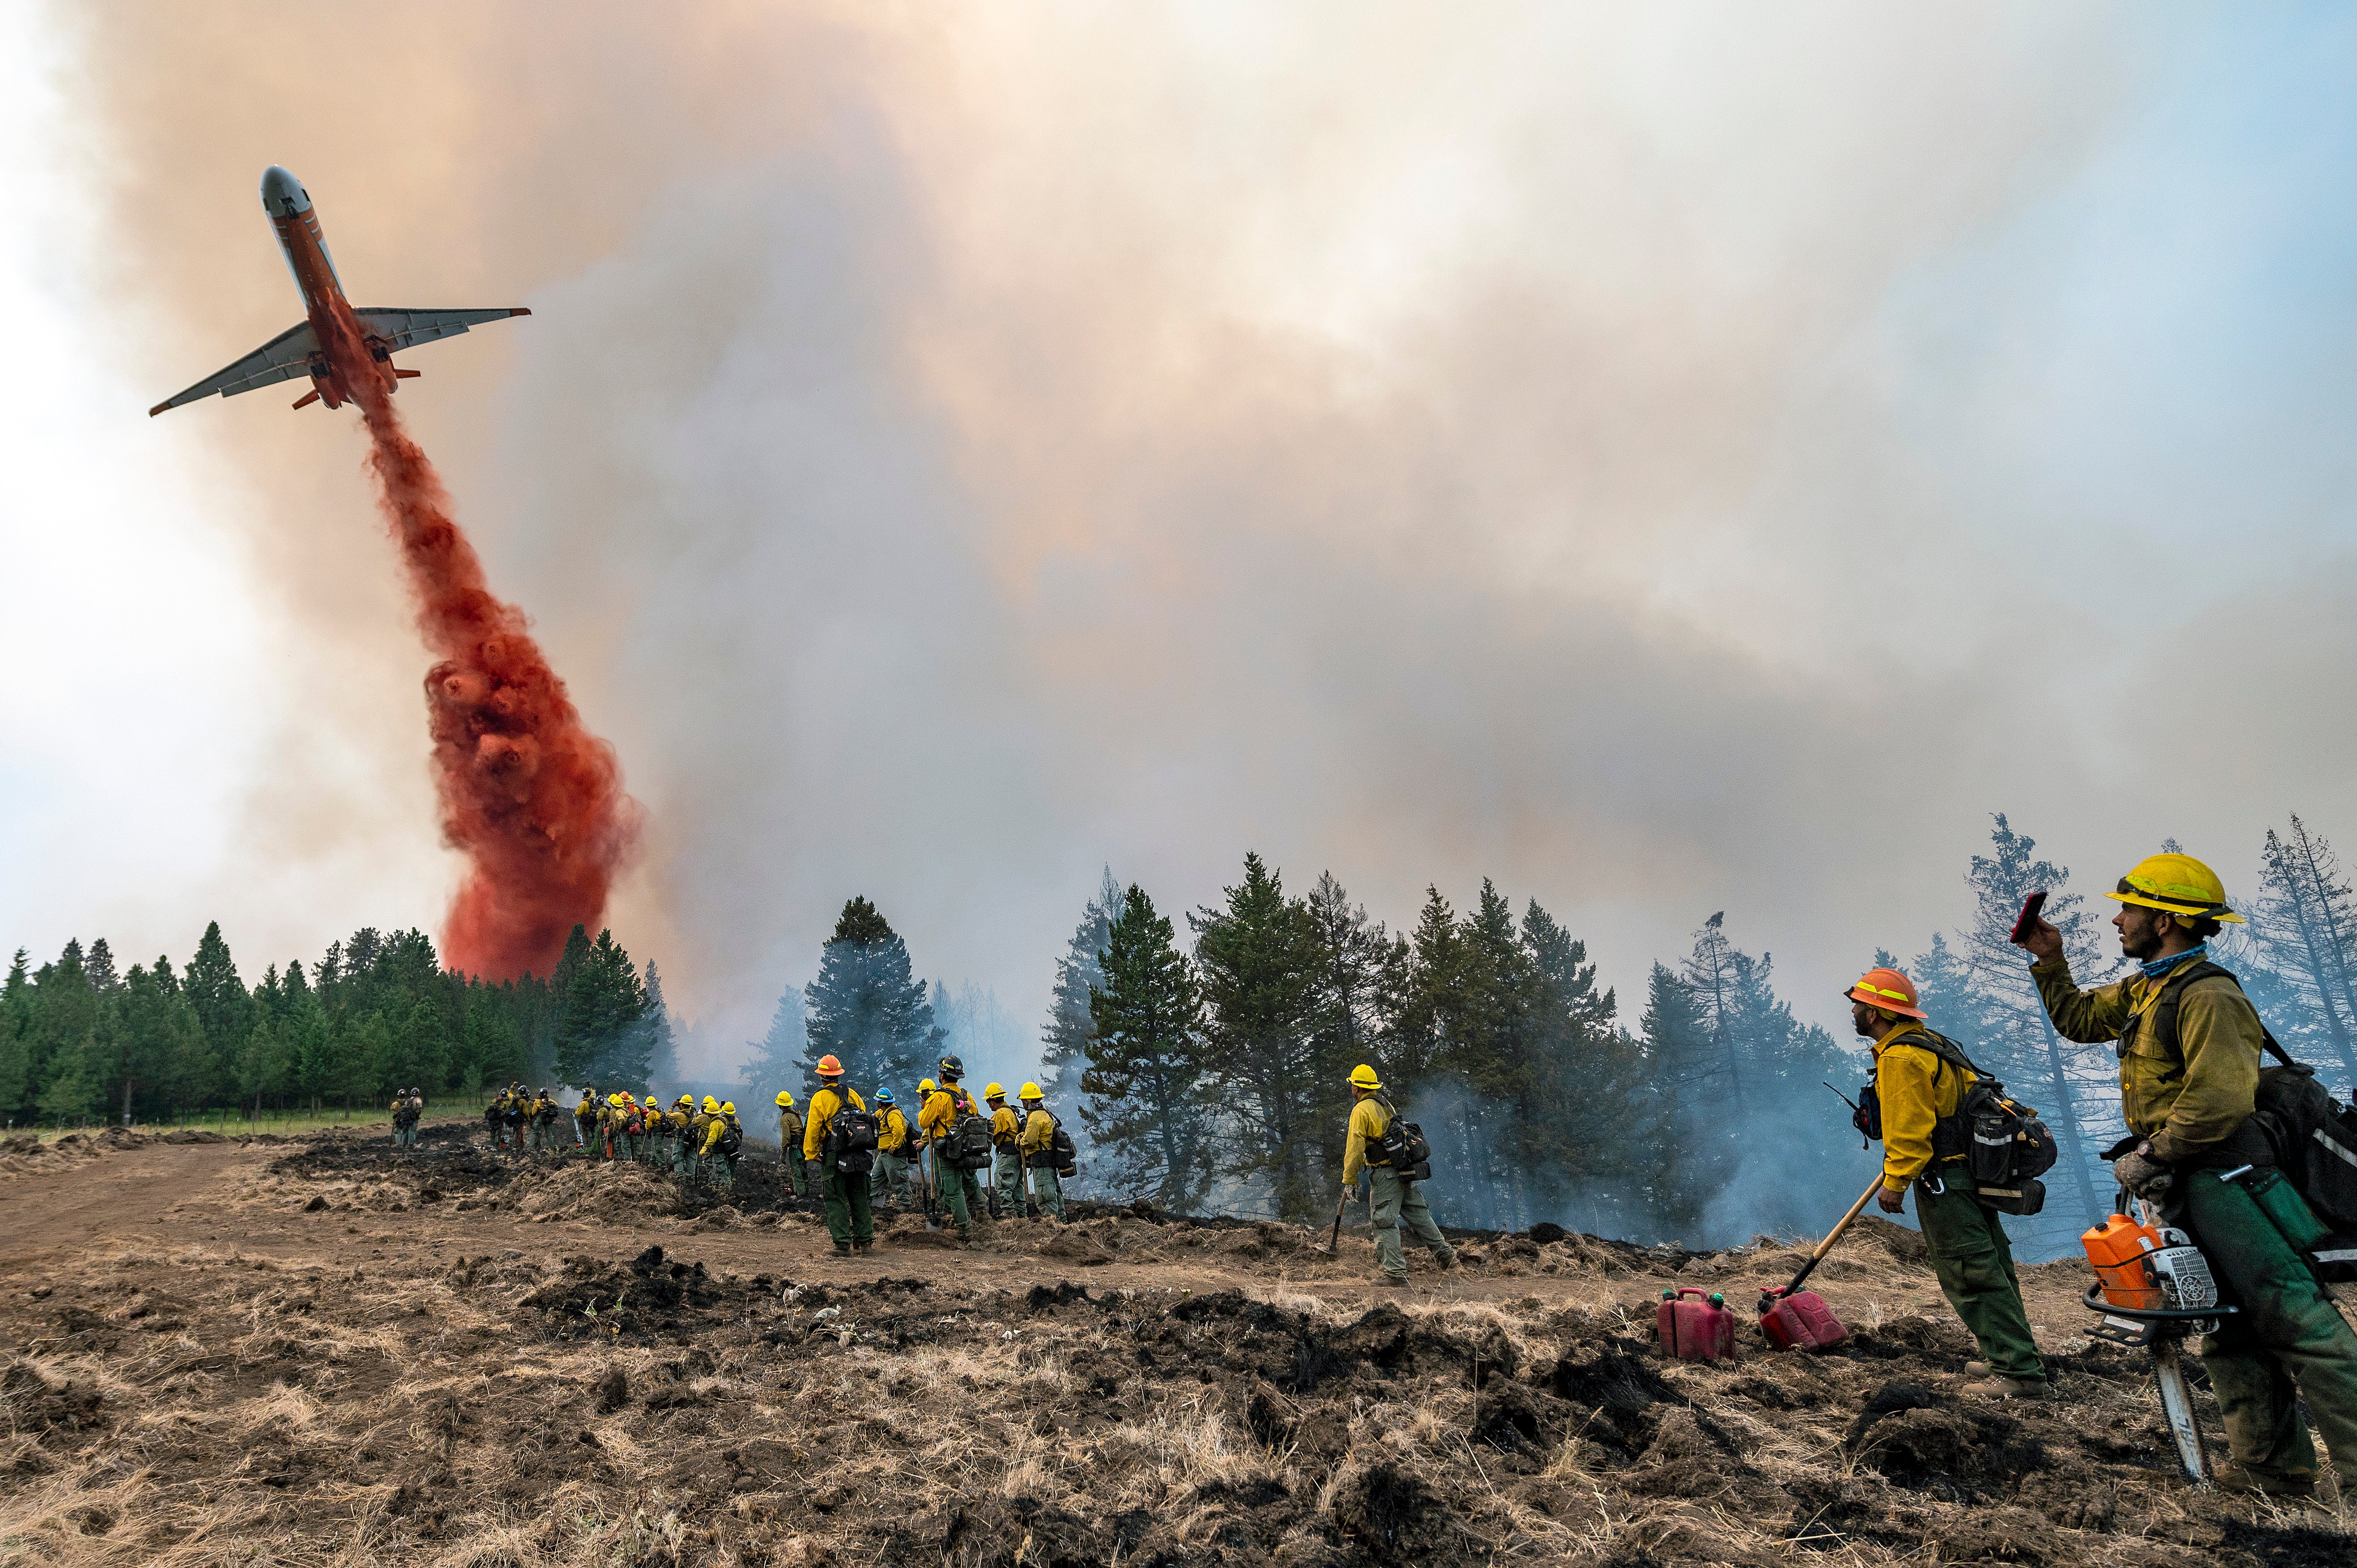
[{"x1": 2139, "y1": 942, "x2": 2209, "y2": 981}]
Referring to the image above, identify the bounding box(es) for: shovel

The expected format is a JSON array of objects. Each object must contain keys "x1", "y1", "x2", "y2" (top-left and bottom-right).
[{"x1": 1758, "y1": 1172, "x2": 1883, "y2": 1350}]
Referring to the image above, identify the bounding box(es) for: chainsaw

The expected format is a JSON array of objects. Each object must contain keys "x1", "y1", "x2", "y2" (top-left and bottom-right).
[{"x1": 2080, "y1": 1193, "x2": 2234, "y2": 1486}]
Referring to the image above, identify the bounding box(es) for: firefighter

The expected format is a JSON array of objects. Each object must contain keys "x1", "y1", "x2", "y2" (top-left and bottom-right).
[
  {"x1": 2021, "y1": 851, "x2": 2357, "y2": 1496},
  {"x1": 986, "y1": 1083, "x2": 1022, "y2": 1217},
  {"x1": 502, "y1": 1084, "x2": 528, "y2": 1151},
  {"x1": 390, "y1": 1086, "x2": 423, "y2": 1150},
  {"x1": 1016, "y1": 1082, "x2": 1066, "y2": 1220},
  {"x1": 920, "y1": 1056, "x2": 988, "y2": 1241},
  {"x1": 1342, "y1": 1063, "x2": 1454, "y2": 1286},
  {"x1": 530, "y1": 1087, "x2": 559, "y2": 1152},
  {"x1": 484, "y1": 1085, "x2": 507, "y2": 1149},
  {"x1": 871, "y1": 1089, "x2": 913, "y2": 1206},
  {"x1": 1848, "y1": 966, "x2": 2046, "y2": 1399},
  {"x1": 701, "y1": 1100, "x2": 743, "y2": 1189},
  {"x1": 573, "y1": 1086, "x2": 599, "y2": 1154},
  {"x1": 803, "y1": 1055, "x2": 873, "y2": 1254},
  {"x1": 686, "y1": 1095, "x2": 719, "y2": 1185},
  {"x1": 775, "y1": 1091, "x2": 806, "y2": 1200}
]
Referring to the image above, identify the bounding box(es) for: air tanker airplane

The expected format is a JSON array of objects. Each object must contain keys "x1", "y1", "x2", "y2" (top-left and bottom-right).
[{"x1": 149, "y1": 166, "x2": 527, "y2": 416}]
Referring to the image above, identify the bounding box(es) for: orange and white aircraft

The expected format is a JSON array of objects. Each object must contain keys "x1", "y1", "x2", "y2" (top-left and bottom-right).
[{"x1": 150, "y1": 166, "x2": 528, "y2": 417}]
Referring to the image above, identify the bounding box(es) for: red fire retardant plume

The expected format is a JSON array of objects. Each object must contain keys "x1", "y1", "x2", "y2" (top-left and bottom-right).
[{"x1": 320, "y1": 303, "x2": 640, "y2": 980}]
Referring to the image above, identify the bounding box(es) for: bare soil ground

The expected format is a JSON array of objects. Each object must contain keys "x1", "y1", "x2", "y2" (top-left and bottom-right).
[{"x1": 3, "y1": 1120, "x2": 2353, "y2": 1566}]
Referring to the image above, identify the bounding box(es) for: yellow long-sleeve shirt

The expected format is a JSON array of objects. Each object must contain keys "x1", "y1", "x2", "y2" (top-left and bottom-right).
[
  {"x1": 2032, "y1": 954, "x2": 2265, "y2": 1163},
  {"x1": 919, "y1": 1087, "x2": 972, "y2": 1144},
  {"x1": 1019, "y1": 1107, "x2": 1058, "y2": 1156},
  {"x1": 701, "y1": 1114, "x2": 737, "y2": 1155},
  {"x1": 991, "y1": 1105, "x2": 1019, "y2": 1147},
  {"x1": 1870, "y1": 1022, "x2": 1971, "y2": 1193},
  {"x1": 804, "y1": 1085, "x2": 867, "y2": 1162},
  {"x1": 877, "y1": 1106, "x2": 909, "y2": 1152},
  {"x1": 778, "y1": 1108, "x2": 803, "y2": 1153},
  {"x1": 1342, "y1": 1093, "x2": 1393, "y2": 1185}
]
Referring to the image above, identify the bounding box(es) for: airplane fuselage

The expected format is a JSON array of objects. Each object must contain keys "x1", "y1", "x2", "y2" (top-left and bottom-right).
[{"x1": 260, "y1": 166, "x2": 394, "y2": 410}]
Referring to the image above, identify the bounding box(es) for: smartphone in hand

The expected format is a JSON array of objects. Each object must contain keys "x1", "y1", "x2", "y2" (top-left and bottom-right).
[{"x1": 2008, "y1": 889, "x2": 2049, "y2": 945}]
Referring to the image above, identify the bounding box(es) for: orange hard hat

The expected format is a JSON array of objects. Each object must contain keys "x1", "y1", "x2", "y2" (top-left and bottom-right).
[
  {"x1": 816, "y1": 1054, "x2": 843, "y2": 1077},
  {"x1": 1844, "y1": 967, "x2": 1926, "y2": 1020}
]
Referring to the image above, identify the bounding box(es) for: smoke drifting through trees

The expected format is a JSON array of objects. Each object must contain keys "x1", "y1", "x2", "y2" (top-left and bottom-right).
[
  {"x1": 318, "y1": 303, "x2": 640, "y2": 981},
  {"x1": 17, "y1": 813, "x2": 2357, "y2": 1259}
]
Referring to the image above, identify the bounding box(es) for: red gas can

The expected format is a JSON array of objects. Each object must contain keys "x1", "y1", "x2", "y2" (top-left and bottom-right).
[
  {"x1": 1758, "y1": 1286, "x2": 1847, "y2": 1350},
  {"x1": 1656, "y1": 1288, "x2": 1738, "y2": 1362}
]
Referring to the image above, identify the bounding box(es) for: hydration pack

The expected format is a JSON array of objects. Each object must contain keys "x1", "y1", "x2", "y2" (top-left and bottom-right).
[
  {"x1": 950, "y1": 1112, "x2": 996, "y2": 1172},
  {"x1": 1048, "y1": 1117, "x2": 1079, "y2": 1177},
  {"x1": 1859, "y1": 1029, "x2": 2055, "y2": 1215},
  {"x1": 717, "y1": 1117, "x2": 743, "y2": 1158},
  {"x1": 828, "y1": 1105, "x2": 879, "y2": 1175},
  {"x1": 1376, "y1": 1105, "x2": 1433, "y2": 1183}
]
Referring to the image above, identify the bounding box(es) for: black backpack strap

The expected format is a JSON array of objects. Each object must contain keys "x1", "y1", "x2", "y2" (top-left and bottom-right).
[{"x1": 2147, "y1": 960, "x2": 2301, "y2": 1071}]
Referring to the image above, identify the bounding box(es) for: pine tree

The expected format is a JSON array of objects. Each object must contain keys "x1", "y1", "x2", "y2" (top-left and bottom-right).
[
  {"x1": 553, "y1": 928, "x2": 651, "y2": 1087},
  {"x1": 2252, "y1": 817, "x2": 2357, "y2": 1087},
  {"x1": 1192, "y1": 853, "x2": 1323, "y2": 1218},
  {"x1": 1638, "y1": 963, "x2": 1717, "y2": 1236},
  {"x1": 1300, "y1": 873, "x2": 1394, "y2": 1197},
  {"x1": 181, "y1": 922, "x2": 249, "y2": 1106},
  {"x1": 643, "y1": 962, "x2": 681, "y2": 1095},
  {"x1": 1040, "y1": 868, "x2": 1122, "y2": 1128},
  {"x1": 1952, "y1": 814, "x2": 2117, "y2": 1247},
  {"x1": 1083, "y1": 884, "x2": 1211, "y2": 1208},
  {"x1": 797, "y1": 898, "x2": 933, "y2": 1098},
  {"x1": 1385, "y1": 888, "x2": 1461, "y2": 1090},
  {"x1": 741, "y1": 990, "x2": 810, "y2": 1102},
  {"x1": 0, "y1": 950, "x2": 30, "y2": 1124}
]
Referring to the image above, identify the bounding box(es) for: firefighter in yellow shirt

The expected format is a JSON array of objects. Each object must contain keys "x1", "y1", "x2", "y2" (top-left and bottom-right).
[
  {"x1": 572, "y1": 1087, "x2": 599, "y2": 1155},
  {"x1": 803, "y1": 1057, "x2": 874, "y2": 1254},
  {"x1": 985, "y1": 1083, "x2": 1022, "y2": 1218},
  {"x1": 870, "y1": 1089, "x2": 913, "y2": 1206},
  {"x1": 775, "y1": 1091, "x2": 806, "y2": 1200},
  {"x1": 1343, "y1": 1064, "x2": 1454, "y2": 1286},
  {"x1": 700, "y1": 1100, "x2": 744, "y2": 1190},
  {"x1": 919, "y1": 1056, "x2": 988, "y2": 1241},
  {"x1": 1016, "y1": 1083, "x2": 1067, "y2": 1220}
]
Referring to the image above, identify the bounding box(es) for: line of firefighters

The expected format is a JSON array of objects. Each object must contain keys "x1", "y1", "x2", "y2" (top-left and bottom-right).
[{"x1": 1854, "y1": 849, "x2": 2357, "y2": 1501}]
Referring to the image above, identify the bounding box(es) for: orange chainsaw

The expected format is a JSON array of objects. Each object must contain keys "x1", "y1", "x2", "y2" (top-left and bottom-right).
[{"x1": 2082, "y1": 1194, "x2": 2233, "y2": 1485}]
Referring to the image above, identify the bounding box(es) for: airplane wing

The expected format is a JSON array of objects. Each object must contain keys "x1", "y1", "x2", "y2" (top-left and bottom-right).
[
  {"x1": 148, "y1": 320, "x2": 319, "y2": 415},
  {"x1": 351, "y1": 306, "x2": 531, "y2": 351}
]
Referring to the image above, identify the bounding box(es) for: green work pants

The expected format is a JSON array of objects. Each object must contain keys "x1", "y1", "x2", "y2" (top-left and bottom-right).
[
  {"x1": 822, "y1": 1162, "x2": 874, "y2": 1248},
  {"x1": 2176, "y1": 1167, "x2": 2357, "y2": 1485},
  {"x1": 871, "y1": 1150, "x2": 912, "y2": 1205},
  {"x1": 941, "y1": 1164, "x2": 987, "y2": 1239},
  {"x1": 996, "y1": 1150, "x2": 1023, "y2": 1216},
  {"x1": 717, "y1": 1151, "x2": 738, "y2": 1189},
  {"x1": 1028, "y1": 1165, "x2": 1065, "y2": 1219},
  {"x1": 1913, "y1": 1172, "x2": 2043, "y2": 1381},
  {"x1": 779, "y1": 1146, "x2": 805, "y2": 1198},
  {"x1": 1369, "y1": 1167, "x2": 1453, "y2": 1279}
]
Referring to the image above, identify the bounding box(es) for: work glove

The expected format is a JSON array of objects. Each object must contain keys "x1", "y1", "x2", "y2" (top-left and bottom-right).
[{"x1": 2112, "y1": 1145, "x2": 2173, "y2": 1200}]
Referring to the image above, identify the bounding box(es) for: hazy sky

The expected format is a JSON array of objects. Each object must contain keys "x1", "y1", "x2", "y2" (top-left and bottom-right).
[{"x1": 4, "y1": 3, "x2": 2355, "y2": 1075}]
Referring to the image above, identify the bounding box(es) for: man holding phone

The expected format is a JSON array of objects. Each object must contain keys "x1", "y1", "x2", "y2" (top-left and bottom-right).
[{"x1": 2017, "y1": 852, "x2": 2357, "y2": 1498}]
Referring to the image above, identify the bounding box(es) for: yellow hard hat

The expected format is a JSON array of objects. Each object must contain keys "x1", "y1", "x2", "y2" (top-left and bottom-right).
[
  {"x1": 983, "y1": 1081, "x2": 1005, "y2": 1100},
  {"x1": 701, "y1": 1095, "x2": 719, "y2": 1113},
  {"x1": 1019, "y1": 1081, "x2": 1043, "y2": 1101},
  {"x1": 2109, "y1": 853, "x2": 2244, "y2": 924},
  {"x1": 721, "y1": 1101, "x2": 736, "y2": 1115},
  {"x1": 608, "y1": 1092, "x2": 624, "y2": 1106},
  {"x1": 775, "y1": 1090, "x2": 793, "y2": 1108},
  {"x1": 919, "y1": 1077, "x2": 937, "y2": 1094},
  {"x1": 1348, "y1": 1063, "x2": 1381, "y2": 1090}
]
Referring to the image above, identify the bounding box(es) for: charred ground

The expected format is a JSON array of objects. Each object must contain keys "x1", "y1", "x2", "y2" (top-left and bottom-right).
[{"x1": 1, "y1": 1121, "x2": 2350, "y2": 1565}]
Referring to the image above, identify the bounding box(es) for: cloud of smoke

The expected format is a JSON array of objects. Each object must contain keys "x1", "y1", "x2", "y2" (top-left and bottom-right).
[
  {"x1": 318, "y1": 300, "x2": 640, "y2": 979},
  {"x1": 41, "y1": 4, "x2": 2357, "y2": 1071}
]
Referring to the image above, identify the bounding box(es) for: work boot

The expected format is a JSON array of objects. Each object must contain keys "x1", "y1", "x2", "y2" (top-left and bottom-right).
[
  {"x1": 1961, "y1": 1360, "x2": 1990, "y2": 1379},
  {"x1": 1437, "y1": 1249, "x2": 1457, "y2": 1271},
  {"x1": 853, "y1": 1241, "x2": 873, "y2": 1254},
  {"x1": 833, "y1": 1242, "x2": 852, "y2": 1257},
  {"x1": 1374, "y1": 1274, "x2": 1408, "y2": 1288},
  {"x1": 1957, "y1": 1375, "x2": 2051, "y2": 1401},
  {"x1": 2217, "y1": 1464, "x2": 2318, "y2": 1499}
]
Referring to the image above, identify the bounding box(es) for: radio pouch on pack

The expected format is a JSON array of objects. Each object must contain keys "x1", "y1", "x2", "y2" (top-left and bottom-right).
[
  {"x1": 717, "y1": 1120, "x2": 743, "y2": 1158},
  {"x1": 1878, "y1": 1030, "x2": 2055, "y2": 1215}
]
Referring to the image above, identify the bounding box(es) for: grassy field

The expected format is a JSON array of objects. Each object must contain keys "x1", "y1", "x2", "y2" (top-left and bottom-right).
[{"x1": 3, "y1": 1102, "x2": 494, "y2": 1143}]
